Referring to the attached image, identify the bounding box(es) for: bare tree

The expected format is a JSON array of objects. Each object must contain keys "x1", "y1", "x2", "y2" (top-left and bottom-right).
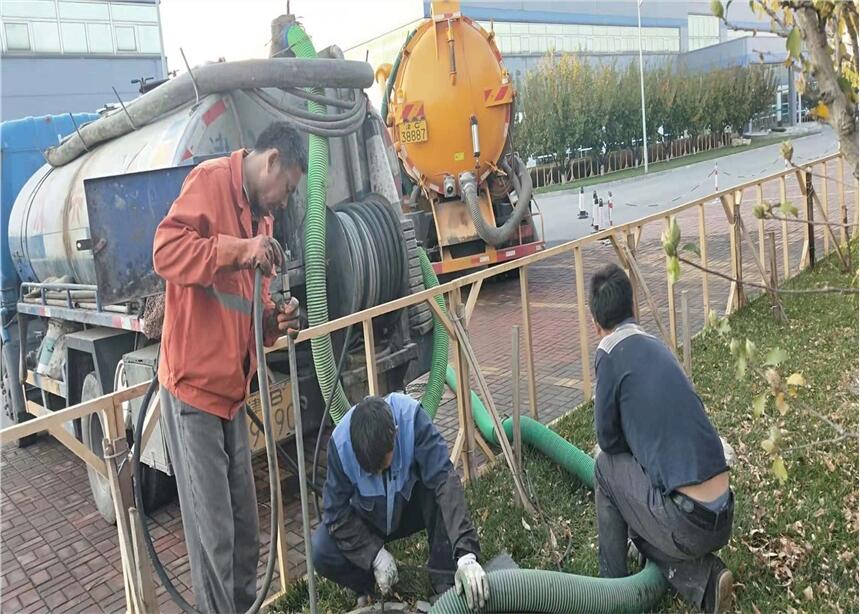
[{"x1": 713, "y1": 0, "x2": 859, "y2": 178}]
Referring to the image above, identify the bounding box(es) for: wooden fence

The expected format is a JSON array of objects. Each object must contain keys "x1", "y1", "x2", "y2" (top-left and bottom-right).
[
  {"x1": 529, "y1": 132, "x2": 733, "y2": 189},
  {"x1": 0, "y1": 152, "x2": 855, "y2": 612}
]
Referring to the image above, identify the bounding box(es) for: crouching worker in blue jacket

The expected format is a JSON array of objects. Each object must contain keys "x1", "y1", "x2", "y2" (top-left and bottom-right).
[{"x1": 312, "y1": 393, "x2": 489, "y2": 610}]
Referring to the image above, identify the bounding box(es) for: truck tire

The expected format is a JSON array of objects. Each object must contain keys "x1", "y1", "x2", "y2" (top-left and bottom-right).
[
  {"x1": 80, "y1": 372, "x2": 176, "y2": 524},
  {"x1": 80, "y1": 372, "x2": 116, "y2": 524}
]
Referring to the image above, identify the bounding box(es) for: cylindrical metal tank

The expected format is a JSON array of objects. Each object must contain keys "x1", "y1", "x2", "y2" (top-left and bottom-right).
[
  {"x1": 383, "y1": 5, "x2": 512, "y2": 195},
  {"x1": 7, "y1": 88, "x2": 364, "y2": 286}
]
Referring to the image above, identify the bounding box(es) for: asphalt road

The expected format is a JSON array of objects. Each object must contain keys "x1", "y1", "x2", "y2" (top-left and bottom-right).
[{"x1": 535, "y1": 126, "x2": 839, "y2": 245}]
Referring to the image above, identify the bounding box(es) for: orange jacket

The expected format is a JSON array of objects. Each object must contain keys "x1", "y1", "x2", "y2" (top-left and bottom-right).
[{"x1": 153, "y1": 150, "x2": 278, "y2": 419}]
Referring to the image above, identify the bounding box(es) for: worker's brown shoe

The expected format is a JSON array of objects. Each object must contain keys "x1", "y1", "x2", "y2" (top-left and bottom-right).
[{"x1": 703, "y1": 565, "x2": 734, "y2": 613}]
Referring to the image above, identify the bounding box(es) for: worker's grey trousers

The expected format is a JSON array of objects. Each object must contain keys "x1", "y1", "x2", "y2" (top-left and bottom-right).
[
  {"x1": 160, "y1": 387, "x2": 259, "y2": 614},
  {"x1": 594, "y1": 452, "x2": 733, "y2": 609}
]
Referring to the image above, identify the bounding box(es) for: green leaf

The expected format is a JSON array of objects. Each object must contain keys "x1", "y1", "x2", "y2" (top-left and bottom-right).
[
  {"x1": 752, "y1": 393, "x2": 767, "y2": 417},
  {"x1": 764, "y1": 347, "x2": 788, "y2": 366},
  {"x1": 711, "y1": 0, "x2": 725, "y2": 19},
  {"x1": 786, "y1": 373, "x2": 806, "y2": 387},
  {"x1": 745, "y1": 339, "x2": 756, "y2": 360},
  {"x1": 779, "y1": 201, "x2": 795, "y2": 216},
  {"x1": 772, "y1": 455, "x2": 788, "y2": 483},
  {"x1": 666, "y1": 256, "x2": 680, "y2": 284},
  {"x1": 730, "y1": 338, "x2": 741, "y2": 356},
  {"x1": 736, "y1": 354, "x2": 747, "y2": 380},
  {"x1": 681, "y1": 242, "x2": 701, "y2": 257},
  {"x1": 786, "y1": 27, "x2": 801, "y2": 59},
  {"x1": 761, "y1": 438, "x2": 776, "y2": 454},
  {"x1": 717, "y1": 318, "x2": 731, "y2": 336}
]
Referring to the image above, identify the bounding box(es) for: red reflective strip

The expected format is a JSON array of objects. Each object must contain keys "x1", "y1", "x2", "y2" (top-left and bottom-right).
[
  {"x1": 402, "y1": 103, "x2": 414, "y2": 121},
  {"x1": 181, "y1": 148, "x2": 193, "y2": 161},
  {"x1": 495, "y1": 85, "x2": 509, "y2": 102},
  {"x1": 202, "y1": 98, "x2": 227, "y2": 126},
  {"x1": 415, "y1": 103, "x2": 425, "y2": 119},
  {"x1": 483, "y1": 88, "x2": 492, "y2": 102}
]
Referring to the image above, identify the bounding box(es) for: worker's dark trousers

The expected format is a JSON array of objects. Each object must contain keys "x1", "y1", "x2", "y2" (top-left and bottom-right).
[
  {"x1": 160, "y1": 387, "x2": 259, "y2": 614},
  {"x1": 594, "y1": 452, "x2": 733, "y2": 609},
  {"x1": 311, "y1": 483, "x2": 456, "y2": 596}
]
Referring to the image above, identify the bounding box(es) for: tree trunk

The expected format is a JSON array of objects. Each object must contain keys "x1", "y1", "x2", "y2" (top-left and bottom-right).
[{"x1": 796, "y1": 7, "x2": 859, "y2": 179}]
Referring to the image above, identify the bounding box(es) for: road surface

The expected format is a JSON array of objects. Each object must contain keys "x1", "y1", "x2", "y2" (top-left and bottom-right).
[{"x1": 536, "y1": 126, "x2": 839, "y2": 245}]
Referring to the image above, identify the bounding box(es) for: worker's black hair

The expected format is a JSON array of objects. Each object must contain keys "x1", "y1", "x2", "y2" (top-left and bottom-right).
[
  {"x1": 589, "y1": 263, "x2": 634, "y2": 330},
  {"x1": 350, "y1": 396, "x2": 396, "y2": 474},
  {"x1": 254, "y1": 122, "x2": 308, "y2": 172}
]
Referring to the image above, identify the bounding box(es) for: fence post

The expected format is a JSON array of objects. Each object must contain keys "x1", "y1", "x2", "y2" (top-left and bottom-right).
[
  {"x1": 780, "y1": 175, "x2": 790, "y2": 279},
  {"x1": 451, "y1": 313, "x2": 474, "y2": 482},
  {"x1": 734, "y1": 193, "x2": 746, "y2": 308},
  {"x1": 573, "y1": 247, "x2": 592, "y2": 397},
  {"x1": 821, "y1": 161, "x2": 830, "y2": 256},
  {"x1": 362, "y1": 318, "x2": 378, "y2": 395},
  {"x1": 806, "y1": 169, "x2": 816, "y2": 269},
  {"x1": 698, "y1": 202, "x2": 710, "y2": 320},
  {"x1": 838, "y1": 156, "x2": 848, "y2": 245},
  {"x1": 665, "y1": 216, "x2": 678, "y2": 348},
  {"x1": 767, "y1": 232, "x2": 787, "y2": 323},
  {"x1": 681, "y1": 290, "x2": 692, "y2": 377},
  {"x1": 626, "y1": 231, "x2": 640, "y2": 319},
  {"x1": 519, "y1": 267, "x2": 538, "y2": 419},
  {"x1": 511, "y1": 325, "x2": 522, "y2": 475},
  {"x1": 757, "y1": 184, "x2": 766, "y2": 267}
]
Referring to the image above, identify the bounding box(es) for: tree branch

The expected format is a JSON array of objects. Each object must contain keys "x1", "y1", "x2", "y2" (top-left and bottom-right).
[
  {"x1": 782, "y1": 433, "x2": 853, "y2": 455},
  {"x1": 677, "y1": 256, "x2": 858, "y2": 295},
  {"x1": 794, "y1": 6, "x2": 860, "y2": 179}
]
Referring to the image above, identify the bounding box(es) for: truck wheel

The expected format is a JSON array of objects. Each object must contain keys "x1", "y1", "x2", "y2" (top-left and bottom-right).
[{"x1": 80, "y1": 372, "x2": 117, "y2": 524}]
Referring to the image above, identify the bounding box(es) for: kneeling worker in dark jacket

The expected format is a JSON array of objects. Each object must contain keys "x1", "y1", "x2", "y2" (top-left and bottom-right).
[
  {"x1": 590, "y1": 264, "x2": 734, "y2": 613},
  {"x1": 312, "y1": 393, "x2": 488, "y2": 609}
]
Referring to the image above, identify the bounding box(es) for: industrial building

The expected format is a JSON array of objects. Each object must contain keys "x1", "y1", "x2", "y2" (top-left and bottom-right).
[
  {"x1": 346, "y1": 0, "x2": 800, "y2": 124},
  {"x1": 0, "y1": 0, "x2": 166, "y2": 121}
]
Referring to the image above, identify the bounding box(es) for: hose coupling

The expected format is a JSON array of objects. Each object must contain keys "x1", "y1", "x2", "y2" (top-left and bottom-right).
[{"x1": 458, "y1": 171, "x2": 477, "y2": 201}]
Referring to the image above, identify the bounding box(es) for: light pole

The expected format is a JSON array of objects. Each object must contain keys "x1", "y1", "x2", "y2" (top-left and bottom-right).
[{"x1": 636, "y1": 0, "x2": 649, "y2": 173}]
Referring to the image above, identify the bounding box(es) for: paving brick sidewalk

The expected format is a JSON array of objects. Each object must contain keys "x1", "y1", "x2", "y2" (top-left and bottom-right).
[{"x1": 1, "y1": 166, "x2": 854, "y2": 613}]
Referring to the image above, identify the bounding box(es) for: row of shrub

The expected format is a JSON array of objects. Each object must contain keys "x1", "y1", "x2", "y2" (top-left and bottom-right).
[{"x1": 512, "y1": 55, "x2": 777, "y2": 172}]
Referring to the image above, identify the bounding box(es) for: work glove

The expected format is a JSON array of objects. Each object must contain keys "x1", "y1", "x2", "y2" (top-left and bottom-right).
[
  {"x1": 455, "y1": 553, "x2": 489, "y2": 610},
  {"x1": 372, "y1": 547, "x2": 398, "y2": 596},
  {"x1": 238, "y1": 236, "x2": 282, "y2": 275}
]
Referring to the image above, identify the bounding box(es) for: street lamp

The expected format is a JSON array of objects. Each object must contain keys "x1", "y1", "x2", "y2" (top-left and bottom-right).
[{"x1": 636, "y1": 0, "x2": 649, "y2": 173}]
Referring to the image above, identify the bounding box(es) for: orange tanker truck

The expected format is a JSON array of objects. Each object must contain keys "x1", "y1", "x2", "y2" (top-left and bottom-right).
[{"x1": 377, "y1": 0, "x2": 544, "y2": 276}]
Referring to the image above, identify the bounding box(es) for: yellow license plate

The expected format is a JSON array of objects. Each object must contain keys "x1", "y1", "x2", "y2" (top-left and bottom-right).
[{"x1": 400, "y1": 120, "x2": 428, "y2": 144}]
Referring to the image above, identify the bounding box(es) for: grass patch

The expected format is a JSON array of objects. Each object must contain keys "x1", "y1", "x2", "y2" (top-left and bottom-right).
[
  {"x1": 274, "y1": 248, "x2": 857, "y2": 613},
  {"x1": 534, "y1": 134, "x2": 791, "y2": 196}
]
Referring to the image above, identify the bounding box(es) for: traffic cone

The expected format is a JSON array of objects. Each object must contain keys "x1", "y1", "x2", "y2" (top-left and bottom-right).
[{"x1": 578, "y1": 186, "x2": 588, "y2": 218}]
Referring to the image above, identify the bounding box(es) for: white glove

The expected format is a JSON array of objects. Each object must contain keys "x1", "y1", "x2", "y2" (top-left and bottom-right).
[
  {"x1": 721, "y1": 436, "x2": 737, "y2": 467},
  {"x1": 455, "y1": 553, "x2": 489, "y2": 610},
  {"x1": 372, "y1": 547, "x2": 398, "y2": 595}
]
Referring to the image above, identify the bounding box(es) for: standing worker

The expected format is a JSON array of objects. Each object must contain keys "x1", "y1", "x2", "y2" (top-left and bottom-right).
[
  {"x1": 152, "y1": 122, "x2": 306, "y2": 613},
  {"x1": 313, "y1": 393, "x2": 489, "y2": 610},
  {"x1": 588, "y1": 264, "x2": 735, "y2": 613}
]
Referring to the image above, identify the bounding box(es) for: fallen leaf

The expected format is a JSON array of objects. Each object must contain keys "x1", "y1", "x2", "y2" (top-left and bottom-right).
[
  {"x1": 773, "y1": 456, "x2": 789, "y2": 483},
  {"x1": 804, "y1": 586, "x2": 814, "y2": 601},
  {"x1": 765, "y1": 347, "x2": 788, "y2": 366},
  {"x1": 521, "y1": 517, "x2": 532, "y2": 531}
]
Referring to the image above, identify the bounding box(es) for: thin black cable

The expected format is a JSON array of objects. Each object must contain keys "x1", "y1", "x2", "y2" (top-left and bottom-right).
[
  {"x1": 244, "y1": 407, "x2": 323, "y2": 497},
  {"x1": 311, "y1": 323, "x2": 353, "y2": 521}
]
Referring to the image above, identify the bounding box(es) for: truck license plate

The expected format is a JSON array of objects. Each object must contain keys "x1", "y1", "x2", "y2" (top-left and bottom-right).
[{"x1": 400, "y1": 120, "x2": 428, "y2": 144}]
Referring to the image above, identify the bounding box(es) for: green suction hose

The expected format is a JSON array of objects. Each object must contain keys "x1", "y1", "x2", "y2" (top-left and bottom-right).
[
  {"x1": 430, "y1": 564, "x2": 666, "y2": 614},
  {"x1": 286, "y1": 23, "x2": 350, "y2": 424},
  {"x1": 418, "y1": 248, "x2": 449, "y2": 418},
  {"x1": 436, "y1": 367, "x2": 668, "y2": 613},
  {"x1": 380, "y1": 29, "x2": 415, "y2": 126}
]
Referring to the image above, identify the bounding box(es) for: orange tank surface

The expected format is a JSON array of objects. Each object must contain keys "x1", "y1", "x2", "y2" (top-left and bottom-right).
[{"x1": 387, "y1": 5, "x2": 513, "y2": 195}]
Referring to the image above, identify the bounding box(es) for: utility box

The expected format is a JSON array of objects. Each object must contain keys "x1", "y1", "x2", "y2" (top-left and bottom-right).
[{"x1": 123, "y1": 345, "x2": 172, "y2": 475}]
